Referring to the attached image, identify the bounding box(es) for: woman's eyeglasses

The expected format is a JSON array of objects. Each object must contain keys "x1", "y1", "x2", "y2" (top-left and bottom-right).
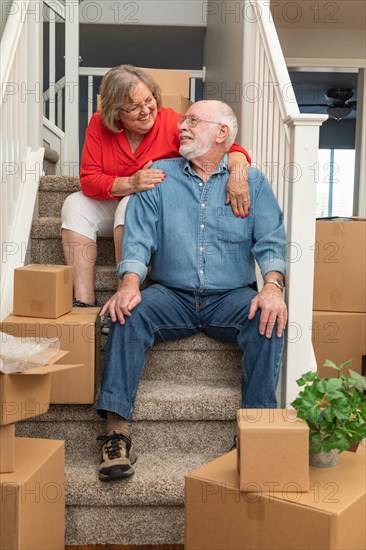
[
  {"x1": 120, "y1": 95, "x2": 156, "y2": 115},
  {"x1": 178, "y1": 115, "x2": 222, "y2": 128}
]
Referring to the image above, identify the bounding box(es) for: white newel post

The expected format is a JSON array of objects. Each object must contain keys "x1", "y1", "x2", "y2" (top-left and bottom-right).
[
  {"x1": 282, "y1": 114, "x2": 328, "y2": 405},
  {"x1": 64, "y1": 0, "x2": 79, "y2": 174}
]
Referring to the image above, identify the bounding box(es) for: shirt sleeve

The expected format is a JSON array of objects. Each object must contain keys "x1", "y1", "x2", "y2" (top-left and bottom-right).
[
  {"x1": 251, "y1": 170, "x2": 286, "y2": 277},
  {"x1": 116, "y1": 188, "x2": 160, "y2": 282},
  {"x1": 228, "y1": 143, "x2": 252, "y2": 164},
  {"x1": 79, "y1": 114, "x2": 119, "y2": 201}
]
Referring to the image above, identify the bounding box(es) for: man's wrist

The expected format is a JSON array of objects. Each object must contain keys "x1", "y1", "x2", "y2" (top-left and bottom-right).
[
  {"x1": 263, "y1": 280, "x2": 284, "y2": 293},
  {"x1": 121, "y1": 272, "x2": 140, "y2": 287},
  {"x1": 263, "y1": 272, "x2": 285, "y2": 292}
]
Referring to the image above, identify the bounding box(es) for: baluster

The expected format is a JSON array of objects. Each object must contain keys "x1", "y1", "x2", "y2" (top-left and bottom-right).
[
  {"x1": 88, "y1": 75, "x2": 94, "y2": 122},
  {"x1": 49, "y1": 17, "x2": 56, "y2": 125}
]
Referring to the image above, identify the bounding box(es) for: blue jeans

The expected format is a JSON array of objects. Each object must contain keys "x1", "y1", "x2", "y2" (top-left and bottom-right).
[{"x1": 96, "y1": 284, "x2": 284, "y2": 421}]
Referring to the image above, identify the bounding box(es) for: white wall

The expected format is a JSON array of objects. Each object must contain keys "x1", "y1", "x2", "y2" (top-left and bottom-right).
[
  {"x1": 277, "y1": 28, "x2": 366, "y2": 65},
  {"x1": 78, "y1": 0, "x2": 206, "y2": 26},
  {"x1": 203, "y1": 6, "x2": 245, "y2": 139},
  {"x1": 0, "y1": 0, "x2": 13, "y2": 38}
]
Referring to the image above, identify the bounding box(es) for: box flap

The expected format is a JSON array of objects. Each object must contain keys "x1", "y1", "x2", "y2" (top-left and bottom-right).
[
  {"x1": 3, "y1": 350, "x2": 69, "y2": 376},
  {"x1": 316, "y1": 217, "x2": 366, "y2": 222},
  {"x1": 12, "y1": 363, "x2": 82, "y2": 376}
]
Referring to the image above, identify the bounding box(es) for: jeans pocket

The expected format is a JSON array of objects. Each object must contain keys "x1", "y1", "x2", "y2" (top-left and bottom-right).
[{"x1": 217, "y1": 206, "x2": 252, "y2": 243}]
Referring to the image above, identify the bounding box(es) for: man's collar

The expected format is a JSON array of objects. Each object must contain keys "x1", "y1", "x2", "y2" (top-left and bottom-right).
[{"x1": 183, "y1": 153, "x2": 229, "y2": 177}]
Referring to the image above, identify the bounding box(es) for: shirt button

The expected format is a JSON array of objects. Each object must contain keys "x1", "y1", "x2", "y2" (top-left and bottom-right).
[
  {"x1": 200, "y1": 246, "x2": 204, "y2": 252},
  {"x1": 199, "y1": 269, "x2": 204, "y2": 274},
  {"x1": 200, "y1": 224, "x2": 205, "y2": 229},
  {"x1": 201, "y1": 203, "x2": 206, "y2": 208},
  {"x1": 199, "y1": 183, "x2": 203, "y2": 187}
]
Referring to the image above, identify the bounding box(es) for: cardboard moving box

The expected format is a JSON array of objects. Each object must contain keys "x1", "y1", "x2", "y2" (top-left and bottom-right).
[
  {"x1": 97, "y1": 67, "x2": 191, "y2": 112},
  {"x1": 1, "y1": 308, "x2": 100, "y2": 404},
  {"x1": 0, "y1": 424, "x2": 15, "y2": 473},
  {"x1": 313, "y1": 218, "x2": 366, "y2": 313},
  {"x1": 140, "y1": 67, "x2": 190, "y2": 97},
  {"x1": 0, "y1": 350, "x2": 75, "y2": 425},
  {"x1": 185, "y1": 450, "x2": 366, "y2": 550},
  {"x1": 162, "y1": 94, "x2": 192, "y2": 113},
  {"x1": 0, "y1": 438, "x2": 64, "y2": 550},
  {"x1": 312, "y1": 311, "x2": 366, "y2": 378},
  {"x1": 237, "y1": 409, "x2": 309, "y2": 493},
  {"x1": 13, "y1": 265, "x2": 73, "y2": 319}
]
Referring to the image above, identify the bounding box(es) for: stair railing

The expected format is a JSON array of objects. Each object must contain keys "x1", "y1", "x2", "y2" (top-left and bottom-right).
[
  {"x1": 0, "y1": 0, "x2": 44, "y2": 319},
  {"x1": 43, "y1": 0, "x2": 80, "y2": 174},
  {"x1": 242, "y1": 0, "x2": 327, "y2": 404}
]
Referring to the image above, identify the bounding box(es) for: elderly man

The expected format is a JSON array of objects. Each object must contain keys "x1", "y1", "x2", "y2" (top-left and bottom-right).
[{"x1": 96, "y1": 100, "x2": 287, "y2": 482}]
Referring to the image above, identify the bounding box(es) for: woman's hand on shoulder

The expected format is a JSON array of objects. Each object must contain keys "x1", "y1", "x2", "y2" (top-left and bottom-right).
[
  {"x1": 111, "y1": 160, "x2": 166, "y2": 197},
  {"x1": 130, "y1": 160, "x2": 166, "y2": 192}
]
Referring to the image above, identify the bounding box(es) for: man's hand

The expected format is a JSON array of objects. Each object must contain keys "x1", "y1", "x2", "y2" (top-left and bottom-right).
[
  {"x1": 248, "y1": 285, "x2": 287, "y2": 338},
  {"x1": 226, "y1": 152, "x2": 250, "y2": 217},
  {"x1": 100, "y1": 273, "x2": 141, "y2": 325}
]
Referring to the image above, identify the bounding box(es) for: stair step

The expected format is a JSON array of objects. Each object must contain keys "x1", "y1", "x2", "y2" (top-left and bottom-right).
[
  {"x1": 31, "y1": 217, "x2": 115, "y2": 266},
  {"x1": 31, "y1": 217, "x2": 116, "y2": 266},
  {"x1": 65, "y1": 449, "x2": 219, "y2": 508},
  {"x1": 66, "y1": 503, "x2": 184, "y2": 546},
  {"x1": 17, "y1": 380, "x2": 241, "y2": 423},
  {"x1": 38, "y1": 176, "x2": 80, "y2": 217},
  {"x1": 103, "y1": 332, "x2": 239, "y2": 352},
  {"x1": 16, "y1": 418, "x2": 236, "y2": 455},
  {"x1": 64, "y1": 447, "x2": 221, "y2": 545},
  {"x1": 39, "y1": 175, "x2": 80, "y2": 191},
  {"x1": 16, "y1": 379, "x2": 240, "y2": 452}
]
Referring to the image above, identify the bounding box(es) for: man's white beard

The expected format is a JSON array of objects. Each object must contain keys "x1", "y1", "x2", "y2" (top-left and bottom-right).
[{"x1": 179, "y1": 132, "x2": 213, "y2": 160}]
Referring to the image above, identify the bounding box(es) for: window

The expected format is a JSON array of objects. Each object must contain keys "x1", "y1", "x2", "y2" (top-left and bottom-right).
[{"x1": 316, "y1": 149, "x2": 355, "y2": 218}]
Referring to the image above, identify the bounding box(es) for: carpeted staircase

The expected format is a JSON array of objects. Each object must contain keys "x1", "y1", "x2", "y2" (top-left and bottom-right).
[{"x1": 16, "y1": 175, "x2": 242, "y2": 545}]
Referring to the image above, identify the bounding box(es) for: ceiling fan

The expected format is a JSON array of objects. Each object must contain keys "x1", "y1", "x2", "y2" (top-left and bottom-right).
[{"x1": 299, "y1": 88, "x2": 357, "y2": 120}]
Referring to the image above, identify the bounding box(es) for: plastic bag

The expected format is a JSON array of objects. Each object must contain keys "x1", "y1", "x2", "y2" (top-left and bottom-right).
[{"x1": 0, "y1": 332, "x2": 60, "y2": 374}]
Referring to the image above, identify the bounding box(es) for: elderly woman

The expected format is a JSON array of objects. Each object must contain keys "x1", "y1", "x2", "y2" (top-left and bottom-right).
[{"x1": 61, "y1": 65, "x2": 251, "y2": 307}]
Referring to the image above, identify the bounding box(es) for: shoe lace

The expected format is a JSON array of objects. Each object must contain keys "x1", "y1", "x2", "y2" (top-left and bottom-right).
[
  {"x1": 229, "y1": 434, "x2": 237, "y2": 452},
  {"x1": 97, "y1": 432, "x2": 132, "y2": 460}
]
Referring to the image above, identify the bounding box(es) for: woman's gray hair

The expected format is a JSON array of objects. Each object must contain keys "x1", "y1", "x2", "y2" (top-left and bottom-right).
[{"x1": 99, "y1": 65, "x2": 162, "y2": 133}]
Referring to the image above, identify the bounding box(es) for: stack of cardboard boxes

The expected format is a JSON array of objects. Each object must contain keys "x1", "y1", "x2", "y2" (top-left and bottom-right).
[
  {"x1": 185, "y1": 409, "x2": 366, "y2": 550},
  {"x1": 0, "y1": 264, "x2": 100, "y2": 549},
  {"x1": 0, "y1": 351, "x2": 74, "y2": 549},
  {"x1": 312, "y1": 218, "x2": 366, "y2": 378},
  {"x1": 1, "y1": 264, "x2": 101, "y2": 403}
]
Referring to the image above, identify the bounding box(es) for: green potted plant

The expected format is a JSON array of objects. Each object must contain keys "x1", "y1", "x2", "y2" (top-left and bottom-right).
[{"x1": 291, "y1": 360, "x2": 366, "y2": 467}]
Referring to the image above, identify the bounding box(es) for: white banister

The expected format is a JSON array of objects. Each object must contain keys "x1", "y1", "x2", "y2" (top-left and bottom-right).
[
  {"x1": 1, "y1": 0, "x2": 44, "y2": 319},
  {"x1": 64, "y1": 0, "x2": 80, "y2": 172},
  {"x1": 42, "y1": 0, "x2": 68, "y2": 172},
  {"x1": 244, "y1": 0, "x2": 328, "y2": 405},
  {"x1": 48, "y1": 18, "x2": 56, "y2": 125}
]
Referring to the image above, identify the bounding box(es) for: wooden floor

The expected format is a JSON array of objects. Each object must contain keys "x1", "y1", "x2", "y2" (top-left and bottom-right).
[{"x1": 66, "y1": 546, "x2": 184, "y2": 549}]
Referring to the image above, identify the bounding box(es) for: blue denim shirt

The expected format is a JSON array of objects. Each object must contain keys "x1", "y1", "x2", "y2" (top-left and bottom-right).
[{"x1": 118, "y1": 155, "x2": 286, "y2": 292}]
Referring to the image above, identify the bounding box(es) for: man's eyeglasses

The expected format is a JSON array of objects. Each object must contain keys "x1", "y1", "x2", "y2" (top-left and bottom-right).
[
  {"x1": 120, "y1": 95, "x2": 156, "y2": 115},
  {"x1": 178, "y1": 115, "x2": 222, "y2": 128}
]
